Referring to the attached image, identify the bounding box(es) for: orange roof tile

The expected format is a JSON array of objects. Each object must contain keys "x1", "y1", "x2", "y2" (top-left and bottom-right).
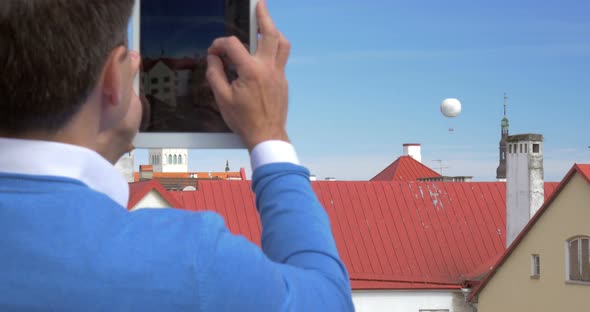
[{"x1": 133, "y1": 171, "x2": 244, "y2": 182}]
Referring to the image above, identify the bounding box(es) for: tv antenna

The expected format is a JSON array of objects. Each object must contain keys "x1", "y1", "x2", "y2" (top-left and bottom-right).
[{"x1": 432, "y1": 160, "x2": 450, "y2": 176}]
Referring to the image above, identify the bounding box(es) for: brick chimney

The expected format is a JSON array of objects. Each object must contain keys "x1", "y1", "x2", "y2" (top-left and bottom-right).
[{"x1": 506, "y1": 134, "x2": 544, "y2": 247}]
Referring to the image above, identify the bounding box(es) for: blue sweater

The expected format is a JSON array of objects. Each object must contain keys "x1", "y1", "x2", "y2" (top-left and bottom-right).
[{"x1": 0, "y1": 163, "x2": 354, "y2": 311}]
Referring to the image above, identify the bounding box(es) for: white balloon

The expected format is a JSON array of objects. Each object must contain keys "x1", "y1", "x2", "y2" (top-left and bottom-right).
[{"x1": 441, "y1": 98, "x2": 462, "y2": 118}]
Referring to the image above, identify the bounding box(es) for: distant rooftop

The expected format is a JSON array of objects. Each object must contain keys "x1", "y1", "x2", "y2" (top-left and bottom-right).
[{"x1": 371, "y1": 156, "x2": 441, "y2": 182}]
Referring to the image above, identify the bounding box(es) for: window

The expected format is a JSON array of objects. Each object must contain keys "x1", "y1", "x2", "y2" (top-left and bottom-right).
[
  {"x1": 502, "y1": 152, "x2": 506, "y2": 160},
  {"x1": 164, "y1": 87, "x2": 171, "y2": 93},
  {"x1": 520, "y1": 144, "x2": 523, "y2": 153},
  {"x1": 509, "y1": 145, "x2": 512, "y2": 154},
  {"x1": 567, "y1": 237, "x2": 590, "y2": 282},
  {"x1": 531, "y1": 254, "x2": 540, "y2": 278},
  {"x1": 164, "y1": 76, "x2": 171, "y2": 83},
  {"x1": 151, "y1": 78, "x2": 158, "y2": 84},
  {"x1": 151, "y1": 89, "x2": 159, "y2": 95},
  {"x1": 174, "y1": 155, "x2": 178, "y2": 165},
  {"x1": 533, "y1": 143, "x2": 540, "y2": 153},
  {"x1": 178, "y1": 155, "x2": 182, "y2": 164},
  {"x1": 168, "y1": 155, "x2": 172, "y2": 164}
]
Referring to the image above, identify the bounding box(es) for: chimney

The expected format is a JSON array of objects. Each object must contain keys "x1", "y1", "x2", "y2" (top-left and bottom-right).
[
  {"x1": 506, "y1": 134, "x2": 544, "y2": 247},
  {"x1": 114, "y1": 151, "x2": 135, "y2": 183},
  {"x1": 403, "y1": 143, "x2": 422, "y2": 163},
  {"x1": 139, "y1": 165, "x2": 154, "y2": 180}
]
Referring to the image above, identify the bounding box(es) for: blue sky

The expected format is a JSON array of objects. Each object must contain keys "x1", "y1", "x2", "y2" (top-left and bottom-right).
[{"x1": 133, "y1": 0, "x2": 590, "y2": 181}]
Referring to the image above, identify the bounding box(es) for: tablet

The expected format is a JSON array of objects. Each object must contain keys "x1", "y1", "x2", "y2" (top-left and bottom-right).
[{"x1": 131, "y1": 0, "x2": 259, "y2": 149}]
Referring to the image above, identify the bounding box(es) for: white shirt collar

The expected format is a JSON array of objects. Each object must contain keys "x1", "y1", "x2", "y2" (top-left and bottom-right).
[{"x1": 0, "y1": 138, "x2": 129, "y2": 207}]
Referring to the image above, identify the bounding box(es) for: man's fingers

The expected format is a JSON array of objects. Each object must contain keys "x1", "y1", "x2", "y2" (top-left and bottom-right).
[
  {"x1": 276, "y1": 32, "x2": 291, "y2": 70},
  {"x1": 255, "y1": 0, "x2": 280, "y2": 61},
  {"x1": 206, "y1": 54, "x2": 232, "y2": 103},
  {"x1": 209, "y1": 37, "x2": 251, "y2": 70}
]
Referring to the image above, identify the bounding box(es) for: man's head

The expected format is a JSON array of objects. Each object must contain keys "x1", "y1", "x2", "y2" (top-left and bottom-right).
[{"x1": 0, "y1": 0, "x2": 136, "y2": 137}]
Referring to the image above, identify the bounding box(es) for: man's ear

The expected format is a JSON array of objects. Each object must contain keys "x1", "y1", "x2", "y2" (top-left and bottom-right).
[{"x1": 98, "y1": 46, "x2": 130, "y2": 131}]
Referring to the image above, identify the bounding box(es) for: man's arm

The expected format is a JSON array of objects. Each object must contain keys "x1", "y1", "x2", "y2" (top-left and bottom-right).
[
  {"x1": 197, "y1": 162, "x2": 353, "y2": 311},
  {"x1": 201, "y1": 0, "x2": 354, "y2": 310}
]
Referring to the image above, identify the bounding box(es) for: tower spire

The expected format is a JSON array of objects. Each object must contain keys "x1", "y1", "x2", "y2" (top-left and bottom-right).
[
  {"x1": 503, "y1": 93, "x2": 508, "y2": 117},
  {"x1": 496, "y1": 93, "x2": 510, "y2": 181}
]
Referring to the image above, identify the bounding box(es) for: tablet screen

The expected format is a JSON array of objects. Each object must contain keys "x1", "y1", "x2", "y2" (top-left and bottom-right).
[{"x1": 140, "y1": 0, "x2": 249, "y2": 133}]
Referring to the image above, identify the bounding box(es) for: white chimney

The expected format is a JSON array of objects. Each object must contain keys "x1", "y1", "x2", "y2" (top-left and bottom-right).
[
  {"x1": 114, "y1": 151, "x2": 135, "y2": 183},
  {"x1": 506, "y1": 134, "x2": 544, "y2": 247},
  {"x1": 403, "y1": 143, "x2": 422, "y2": 163}
]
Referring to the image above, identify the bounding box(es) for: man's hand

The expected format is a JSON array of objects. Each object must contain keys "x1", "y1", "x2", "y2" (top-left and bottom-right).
[
  {"x1": 207, "y1": 0, "x2": 291, "y2": 152},
  {"x1": 96, "y1": 51, "x2": 143, "y2": 164}
]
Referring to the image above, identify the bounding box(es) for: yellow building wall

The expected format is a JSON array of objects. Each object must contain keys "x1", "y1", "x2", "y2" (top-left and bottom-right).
[{"x1": 477, "y1": 173, "x2": 590, "y2": 312}]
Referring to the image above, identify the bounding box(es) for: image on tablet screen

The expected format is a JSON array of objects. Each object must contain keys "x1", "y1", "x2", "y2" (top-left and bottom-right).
[{"x1": 140, "y1": 0, "x2": 248, "y2": 133}]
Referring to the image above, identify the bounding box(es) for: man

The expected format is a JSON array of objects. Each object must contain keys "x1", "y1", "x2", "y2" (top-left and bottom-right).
[{"x1": 0, "y1": 0, "x2": 354, "y2": 311}]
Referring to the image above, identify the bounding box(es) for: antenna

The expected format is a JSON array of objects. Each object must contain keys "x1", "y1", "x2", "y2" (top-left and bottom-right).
[
  {"x1": 432, "y1": 160, "x2": 450, "y2": 176},
  {"x1": 503, "y1": 92, "x2": 508, "y2": 116}
]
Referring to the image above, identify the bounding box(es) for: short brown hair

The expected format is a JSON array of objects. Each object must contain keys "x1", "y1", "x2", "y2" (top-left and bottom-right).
[{"x1": 0, "y1": 0, "x2": 134, "y2": 134}]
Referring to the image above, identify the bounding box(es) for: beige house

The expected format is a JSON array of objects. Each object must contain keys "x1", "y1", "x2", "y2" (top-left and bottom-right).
[{"x1": 468, "y1": 164, "x2": 590, "y2": 311}]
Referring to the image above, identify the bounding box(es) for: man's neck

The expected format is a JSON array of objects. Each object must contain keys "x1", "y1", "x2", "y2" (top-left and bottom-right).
[{"x1": 0, "y1": 106, "x2": 100, "y2": 152}]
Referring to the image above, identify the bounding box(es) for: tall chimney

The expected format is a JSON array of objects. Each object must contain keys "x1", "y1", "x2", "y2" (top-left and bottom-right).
[
  {"x1": 115, "y1": 151, "x2": 135, "y2": 183},
  {"x1": 403, "y1": 143, "x2": 422, "y2": 163},
  {"x1": 506, "y1": 134, "x2": 544, "y2": 247}
]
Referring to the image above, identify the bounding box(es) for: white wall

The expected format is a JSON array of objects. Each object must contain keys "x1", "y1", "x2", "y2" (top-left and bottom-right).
[
  {"x1": 145, "y1": 62, "x2": 176, "y2": 106},
  {"x1": 147, "y1": 148, "x2": 189, "y2": 173},
  {"x1": 352, "y1": 290, "x2": 471, "y2": 312},
  {"x1": 131, "y1": 190, "x2": 172, "y2": 210},
  {"x1": 162, "y1": 148, "x2": 188, "y2": 173}
]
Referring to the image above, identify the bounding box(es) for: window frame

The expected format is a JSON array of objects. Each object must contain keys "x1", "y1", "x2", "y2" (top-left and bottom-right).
[
  {"x1": 531, "y1": 254, "x2": 541, "y2": 278},
  {"x1": 565, "y1": 236, "x2": 590, "y2": 285}
]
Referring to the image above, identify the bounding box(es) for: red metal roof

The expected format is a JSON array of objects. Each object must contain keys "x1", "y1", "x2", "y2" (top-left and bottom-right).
[
  {"x1": 371, "y1": 156, "x2": 442, "y2": 181},
  {"x1": 577, "y1": 164, "x2": 590, "y2": 183},
  {"x1": 131, "y1": 179, "x2": 559, "y2": 290},
  {"x1": 468, "y1": 164, "x2": 590, "y2": 302},
  {"x1": 169, "y1": 181, "x2": 262, "y2": 245}
]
